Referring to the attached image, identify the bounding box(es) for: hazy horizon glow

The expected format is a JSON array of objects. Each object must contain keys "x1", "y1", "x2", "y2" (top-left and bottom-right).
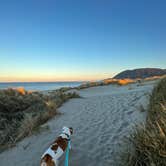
[
  {"x1": 0, "y1": 0, "x2": 166, "y2": 82},
  {"x1": 0, "y1": 72, "x2": 116, "y2": 82}
]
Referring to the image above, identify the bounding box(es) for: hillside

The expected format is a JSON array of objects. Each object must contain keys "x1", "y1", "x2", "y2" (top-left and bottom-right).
[{"x1": 113, "y1": 68, "x2": 166, "y2": 79}]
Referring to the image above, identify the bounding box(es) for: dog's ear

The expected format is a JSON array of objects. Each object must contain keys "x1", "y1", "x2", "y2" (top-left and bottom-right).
[{"x1": 69, "y1": 127, "x2": 73, "y2": 135}]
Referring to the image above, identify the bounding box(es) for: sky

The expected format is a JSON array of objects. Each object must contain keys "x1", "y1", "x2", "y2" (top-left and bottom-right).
[{"x1": 0, "y1": 0, "x2": 166, "y2": 82}]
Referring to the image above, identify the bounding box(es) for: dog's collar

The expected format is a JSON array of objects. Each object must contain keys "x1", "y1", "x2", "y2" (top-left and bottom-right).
[
  {"x1": 60, "y1": 133, "x2": 70, "y2": 141},
  {"x1": 64, "y1": 133, "x2": 70, "y2": 138}
]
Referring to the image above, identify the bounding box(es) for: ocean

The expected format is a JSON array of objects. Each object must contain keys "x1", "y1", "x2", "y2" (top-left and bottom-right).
[{"x1": 0, "y1": 82, "x2": 83, "y2": 91}]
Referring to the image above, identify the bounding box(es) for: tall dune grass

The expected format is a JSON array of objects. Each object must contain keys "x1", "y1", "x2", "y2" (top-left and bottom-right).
[
  {"x1": 119, "y1": 77, "x2": 166, "y2": 166},
  {"x1": 0, "y1": 88, "x2": 79, "y2": 151}
]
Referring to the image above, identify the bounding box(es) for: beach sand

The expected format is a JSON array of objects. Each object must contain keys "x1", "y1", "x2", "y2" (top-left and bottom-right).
[{"x1": 0, "y1": 81, "x2": 157, "y2": 166}]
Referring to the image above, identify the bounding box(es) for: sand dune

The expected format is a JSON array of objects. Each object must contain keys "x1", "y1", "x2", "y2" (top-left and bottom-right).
[{"x1": 0, "y1": 81, "x2": 156, "y2": 166}]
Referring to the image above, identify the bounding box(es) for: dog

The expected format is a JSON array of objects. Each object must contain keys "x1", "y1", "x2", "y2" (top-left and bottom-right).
[{"x1": 40, "y1": 126, "x2": 73, "y2": 166}]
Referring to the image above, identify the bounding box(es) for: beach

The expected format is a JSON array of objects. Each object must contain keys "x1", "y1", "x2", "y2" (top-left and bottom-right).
[{"x1": 0, "y1": 81, "x2": 157, "y2": 166}]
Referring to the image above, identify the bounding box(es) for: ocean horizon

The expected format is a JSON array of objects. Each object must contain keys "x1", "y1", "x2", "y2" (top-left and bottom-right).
[{"x1": 0, "y1": 82, "x2": 84, "y2": 91}]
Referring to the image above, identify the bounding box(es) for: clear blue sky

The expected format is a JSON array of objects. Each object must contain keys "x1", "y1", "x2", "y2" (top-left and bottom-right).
[{"x1": 0, "y1": 0, "x2": 166, "y2": 81}]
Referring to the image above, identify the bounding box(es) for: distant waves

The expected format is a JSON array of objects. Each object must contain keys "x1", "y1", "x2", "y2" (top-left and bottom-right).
[{"x1": 0, "y1": 82, "x2": 83, "y2": 91}]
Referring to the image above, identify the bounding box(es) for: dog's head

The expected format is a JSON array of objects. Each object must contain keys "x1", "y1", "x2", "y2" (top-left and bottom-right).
[{"x1": 62, "y1": 126, "x2": 73, "y2": 136}]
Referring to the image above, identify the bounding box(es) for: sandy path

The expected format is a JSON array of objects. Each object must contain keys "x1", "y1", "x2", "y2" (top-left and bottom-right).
[{"x1": 0, "y1": 82, "x2": 155, "y2": 166}]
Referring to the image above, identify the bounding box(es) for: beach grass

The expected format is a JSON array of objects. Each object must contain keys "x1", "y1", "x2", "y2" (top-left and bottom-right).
[
  {"x1": 0, "y1": 88, "x2": 79, "y2": 151},
  {"x1": 119, "y1": 77, "x2": 166, "y2": 166},
  {"x1": 76, "y1": 78, "x2": 140, "y2": 90}
]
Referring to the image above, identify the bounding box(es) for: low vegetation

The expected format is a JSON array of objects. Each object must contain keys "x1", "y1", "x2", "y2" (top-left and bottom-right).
[
  {"x1": 0, "y1": 88, "x2": 79, "y2": 151},
  {"x1": 119, "y1": 77, "x2": 166, "y2": 166},
  {"x1": 77, "y1": 76, "x2": 165, "y2": 90},
  {"x1": 77, "y1": 79, "x2": 136, "y2": 90}
]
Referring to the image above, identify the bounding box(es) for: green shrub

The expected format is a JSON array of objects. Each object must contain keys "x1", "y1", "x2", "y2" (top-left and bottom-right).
[{"x1": 0, "y1": 88, "x2": 79, "y2": 150}]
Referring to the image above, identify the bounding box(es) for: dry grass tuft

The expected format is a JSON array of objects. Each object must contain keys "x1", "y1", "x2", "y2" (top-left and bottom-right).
[
  {"x1": 118, "y1": 79, "x2": 135, "y2": 85},
  {"x1": 16, "y1": 87, "x2": 26, "y2": 95}
]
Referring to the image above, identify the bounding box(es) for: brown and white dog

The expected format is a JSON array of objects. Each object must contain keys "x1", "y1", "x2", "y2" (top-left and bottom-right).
[{"x1": 40, "y1": 127, "x2": 73, "y2": 166}]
